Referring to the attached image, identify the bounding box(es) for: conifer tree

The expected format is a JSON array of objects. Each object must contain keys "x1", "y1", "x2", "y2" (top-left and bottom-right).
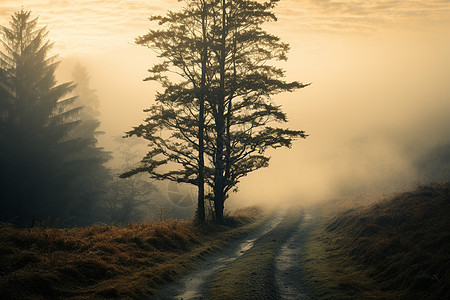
[
  {"x1": 124, "y1": 0, "x2": 308, "y2": 223},
  {"x1": 0, "y1": 9, "x2": 79, "y2": 223},
  {"x1": 0, "y1": 10, "x2": 109, "y2": 225},
  {"x1": 67, "y1": 63, "x2": 111, "y2": 223}
]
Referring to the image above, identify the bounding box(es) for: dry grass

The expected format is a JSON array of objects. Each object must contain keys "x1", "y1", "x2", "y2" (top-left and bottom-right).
[
  {"x1": 0, "y1": 207, "x2": 263, "y2": 299},
  {"x1": 304, "y1": 182, "x2": 450, "y2": 299}
]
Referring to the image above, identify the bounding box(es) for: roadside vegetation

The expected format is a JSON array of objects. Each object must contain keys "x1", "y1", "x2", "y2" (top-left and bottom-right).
[
  {"x1": 304, "y1": 182, "x2": 450, "y2": 299},
  {"x1": 0, "y1": 207, "x2": 263, "y2": 299}
]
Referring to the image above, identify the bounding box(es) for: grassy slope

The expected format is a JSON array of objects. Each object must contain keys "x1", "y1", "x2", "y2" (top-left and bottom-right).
[
  {"x1": 0, "y1": 208, "x2": 264, "y2": 299},
  {"x1": 304, "y1": 182, "x2": 450, "y2": 299}
]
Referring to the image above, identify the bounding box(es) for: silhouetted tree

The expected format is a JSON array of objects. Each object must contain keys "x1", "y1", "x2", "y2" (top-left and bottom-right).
[
  {"x1": 104, "y1": 136, "x2": 155, "y2": 224},
  {"x1": 0, "y1": 9, "x2": 79, "y2": 224},
  {"x1": 68, "y1": 63, "x2": 111, "y2": 223},
  {"x1": 0, "y1": 10, "x2": 109, "y2": 225},
  {"x1": 207, "y1": 0, "x2": 309, "y2": 222},
  {"x1": 124, "y1": 0, "x2": 308, "y2": 223},
  {"x1": 122, "y1": 0, "x2": 214, "y2": 223}
]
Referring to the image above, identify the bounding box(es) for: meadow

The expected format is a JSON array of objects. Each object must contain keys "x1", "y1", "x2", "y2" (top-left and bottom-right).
[
  {"x1": 304, "y1": 182, "x2": 450, "y2": 299},
  {"x1": 0, "y1": 208, "x2": 262, "y2": 299}
]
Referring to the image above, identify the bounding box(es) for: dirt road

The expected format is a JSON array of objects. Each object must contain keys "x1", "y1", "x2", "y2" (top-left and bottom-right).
[
  {"x1": 150, "y1": 208, "x2": 316, "y2": 299},
  {"x1": 275, "y1": 212, "x2": 316, "y2": 300}
]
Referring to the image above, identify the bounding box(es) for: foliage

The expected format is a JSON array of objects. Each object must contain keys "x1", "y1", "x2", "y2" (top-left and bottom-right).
[
  {"x1": 0, "y1": 9, "x2": 78, "y2": 224},
  {"x1": 124, "y1": 0, "x2": 308, "y2": 222},
  {"x1": 100, "y1": 136, "x2": 157, "y2": 224},
  {"x1": 0, "y1": 10, "x2": 110, "y2": 226},
  {"x1": 68, "y1": 63, "x2": 112, "y2": 223}
]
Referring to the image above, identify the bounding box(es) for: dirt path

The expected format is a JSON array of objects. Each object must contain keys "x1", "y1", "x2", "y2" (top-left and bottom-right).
[
  {"x1": 275, "y1": 211, "x2": 317, "y2": 299},
  {"x1": 150, "y1": 208, "x2": 315, "y2": 299}
]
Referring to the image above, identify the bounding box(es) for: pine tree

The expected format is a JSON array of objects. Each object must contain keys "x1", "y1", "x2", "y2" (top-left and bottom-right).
[
  {"x1": 67, "y1": 63, "x2": 111, "y2": 224},
  {"x1": 122, "y1": 0, "x2": 213, "y2": 222},
  {"x1": 0, "y1": 9, "x2": 80, "y2": 224},
  {"x1": 0, "y1": 10, "x2": 109, "y2": 225},
  {"x1": 124, "y1": 0, "x2": 308, "y2": 223}
]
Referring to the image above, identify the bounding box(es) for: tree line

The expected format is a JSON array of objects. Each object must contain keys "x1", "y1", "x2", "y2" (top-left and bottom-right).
[
  {"x1": 0, "y1": 1, "x2": 307, "y2": 226},
  {"x1": 121, "y1": 0, "x2": 308, "y2": 223},
  {"x1": 0, "y1": 9, "x2": 158, "y2": 226}
]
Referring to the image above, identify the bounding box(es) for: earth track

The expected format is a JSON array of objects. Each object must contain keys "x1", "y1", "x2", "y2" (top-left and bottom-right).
[
  {"x1": 150, "y1": 209, "x2": 286, "y2": 299},
  {"x1": 150, "y1": 207, "x2": 315, "y2": 299},
  {"x1": 275, "y1": 211, "x2": 317, "y2": 299}
]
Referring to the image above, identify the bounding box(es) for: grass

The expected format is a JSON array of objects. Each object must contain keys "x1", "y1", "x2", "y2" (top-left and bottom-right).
[
  {"x1": 304, "y1": 182, "x2": 450, "y2": 299},
  {"x1": 210, "y1": 208, "x2": 303, "y2": 299},
  {"x1": 0, "y1": 207, "x2": 264, "y2": 299}
]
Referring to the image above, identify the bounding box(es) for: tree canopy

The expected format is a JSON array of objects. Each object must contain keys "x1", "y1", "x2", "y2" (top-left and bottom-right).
[{"x1": 125, "y1": 0, "x2": 309, "y2": 223}]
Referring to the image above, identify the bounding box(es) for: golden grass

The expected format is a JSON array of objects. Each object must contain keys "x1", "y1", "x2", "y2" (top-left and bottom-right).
[
  {"x1": 304, "y1": 182, "x2": 450, "y2": 299},
  {"x1": 0, "y1": 207, "x2": 263, "y2": 299}
]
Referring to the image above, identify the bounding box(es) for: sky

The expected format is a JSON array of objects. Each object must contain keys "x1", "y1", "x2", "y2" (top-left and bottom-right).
[{"x1": 1, "y1": 0, "x2": 450, "y2": 207}]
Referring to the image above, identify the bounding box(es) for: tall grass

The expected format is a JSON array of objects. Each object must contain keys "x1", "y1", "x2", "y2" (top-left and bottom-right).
[
  {"x1": 304, "y1": 182, "x2": 450, "y2": 299},
  {"x1": 0, "y1": 207, "x2": 261, "y2": 299}
]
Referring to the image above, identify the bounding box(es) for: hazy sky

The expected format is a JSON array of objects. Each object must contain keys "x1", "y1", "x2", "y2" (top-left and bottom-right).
[
  {"x1": 1, "y1": 0, "x2": 449, "y2": 53},
  {"x1": 1, "y1": 0, "x2": 450, "y2": 206}
]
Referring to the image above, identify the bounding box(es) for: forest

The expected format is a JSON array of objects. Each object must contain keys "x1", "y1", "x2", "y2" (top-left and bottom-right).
[{"x1": 0, "y1": 1, "x2": 310, "y2": 226}]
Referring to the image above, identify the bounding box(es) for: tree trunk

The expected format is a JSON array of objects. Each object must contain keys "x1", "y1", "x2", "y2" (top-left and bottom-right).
[
  {"x1": 196, "y1": 0, "x2": 208, "y2": 223},
  {"x1": 214, "y1": 109, "x2": 225, "y2": 224},
  {"x1": 214, "y1": 194, "x2": 224, "y2": 224},
  {"x1": 213, "y1": 0, "x2": 227, "y2": 224},
  {"x1": 225, "y1": 10, "x2": 236, "y2": 194}
]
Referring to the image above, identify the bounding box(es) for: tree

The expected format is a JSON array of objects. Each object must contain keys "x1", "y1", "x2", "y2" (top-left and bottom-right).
[
  {"x1": 104, "y1": 136, "x2": 156, "y2": 224},
  {"x1": 0, "y1": 10, "x2": 110, "y2": 225},
  {"x1": 207, "y1": 0, "x2": 309, "y2": 222},
  {"x1": 68, "y1": 63, "x2": 111, "y2": 223},
  {"x1": 124, "y1": 0, "x2": 308, "y2": 223},
  {"x1": 198, "y1": 0, "x2": 209, "y2": 222},
  {"x1": 0, "y1": 9, "x2": 80, "y2": 224},
  {"x1": 122, "y1": 0, "x2": 214, "y2": 223}
]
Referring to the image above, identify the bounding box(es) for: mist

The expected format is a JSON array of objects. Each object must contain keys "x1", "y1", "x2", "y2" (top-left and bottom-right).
[
  {"x1": 2, "y1": 3, "x2": 449, "y2": 300},
  {"x1": 231, "y1": 32, "x2": 450, "y2": 208},
  {"x1": 56, "y1": 30, "x2": 450, "y2": 211},
  {"x1": 2, "y1": 0, "x2": 449, "y2": 219}
]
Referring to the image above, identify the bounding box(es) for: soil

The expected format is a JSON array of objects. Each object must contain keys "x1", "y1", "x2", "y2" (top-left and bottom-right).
[
  {"x1": 275, "y1": 211, "x2": 317, "y2": 300},
  {"x1": 149, "y1": 208, "x2": 316, "y2": 299}
]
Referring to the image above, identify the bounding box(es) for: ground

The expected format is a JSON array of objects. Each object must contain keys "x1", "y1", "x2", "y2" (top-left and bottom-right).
[{"x1": 151, "y1": 207, "x2": 317, "y2": 299}]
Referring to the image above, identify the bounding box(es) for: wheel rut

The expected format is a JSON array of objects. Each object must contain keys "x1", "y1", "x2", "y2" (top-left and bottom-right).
[
  {"x1": 150, "y1": 209, "x2": 286, "y2": 299},
  {"x1": 151, "y1": 207, "x2": 316, "y2": 299},
  {"x1": 275, "y1": 211, "x2": 317, "y2": 299}
]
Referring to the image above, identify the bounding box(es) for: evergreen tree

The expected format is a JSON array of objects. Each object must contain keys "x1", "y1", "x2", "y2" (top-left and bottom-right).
[
  {"x1": 0, "y1": 10, "x2": 109, "y2": 225},
  {"x1": 67, "y1": 63, "x2": 111, "y2": 224},
  {"x1": 122, "y1": 0, "x2": 214, "y2": 222},
  {"x1": 124, "y1": 0, "x2": 308, "y2": 223},
  {"x1": 0, "y1": 9, "x2": 80, "y2": 224}
]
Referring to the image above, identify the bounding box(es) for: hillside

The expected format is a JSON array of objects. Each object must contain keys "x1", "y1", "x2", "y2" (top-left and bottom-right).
[
  {"x1": 305, "y1": 182, "x2": 450, "y2": 299},
  {"x1": 0, "y1": 208, "x2": 262, "y2": 299}
]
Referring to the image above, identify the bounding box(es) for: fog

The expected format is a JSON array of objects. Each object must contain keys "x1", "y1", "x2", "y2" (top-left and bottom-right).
[
  {"x1": 232, "y1": 32, "x2": 450, "y2": 208},
  {"x1": 3, "y1": 0, "x2": 450, "y2": 213}
]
